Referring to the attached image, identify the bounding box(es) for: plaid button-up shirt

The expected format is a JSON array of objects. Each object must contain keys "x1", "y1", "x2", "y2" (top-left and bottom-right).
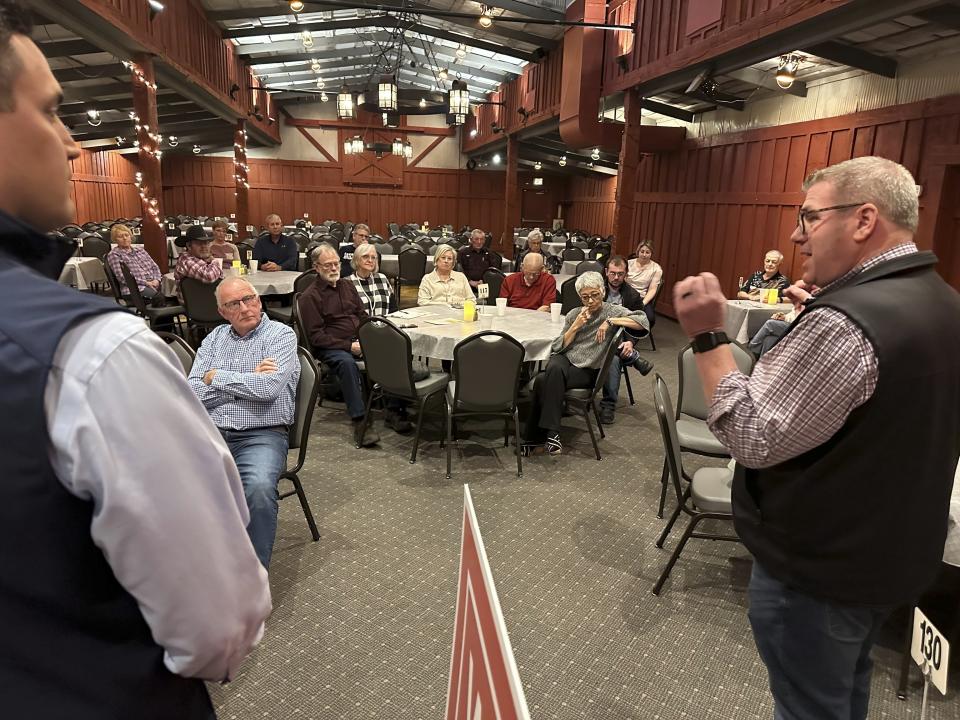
[
  {"x1": 106, "y1": 246, "x2": 161, "y2": 294},
  {"x1": 349, "y1": 272, "x2": 395, "y2": 317},
  {"x1": 174, "y1": 252, "x2": 223, "y2": 300},
  {"x1": 188, "y1": 314, "x2": 299, "y2": 431}
]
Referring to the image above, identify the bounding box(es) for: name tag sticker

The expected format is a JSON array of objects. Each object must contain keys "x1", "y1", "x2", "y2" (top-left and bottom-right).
[
  {"x1": 913, "y1": 607, "x2": 950, "y2": 694},
  {"x1": 477, "y1": 283, "x2": 489, "y2": 300}
]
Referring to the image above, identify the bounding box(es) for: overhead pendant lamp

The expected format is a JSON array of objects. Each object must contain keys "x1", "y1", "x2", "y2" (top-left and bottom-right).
[
  {"x1": 455, "y1": 44, "x2": 467, "y2": 60},
  {"x1": 534, "y1": 161, "x2": 541, "y2": 170},
  {"x1": 776, "y1": 53, "x2": 801, "y2": 89},
  {"x1": 392, "y1": 137, "x2": 404, "y2": 157},
  {"x1": 558, "y1": 155, "x2": 567, "y2": 167},
  {"x1": 288, "y1": 0, "x2": 304, "y2": 12},
  {"x1": 320, "y1": 91, "x2": 329, "y2": 102},
  {"x1": 479, "y1": 5, "x2": 493, "y2": 28},
  {"x1": 378, "y1": 74, "x2": 398, "y2": 111},
  {"x1": 448, "y1": 79, "x2": 469, "y2": 117},
  {"x1": 350, "y1": 136, "x2": 364, "y2": 154},
  {"x1": 438, "y1": 68, "x2": 449, "y2": 81},
  {"x1": 590, "y1": 148, "x2": 600, "y2": 161},
  {"x1": 337, "y1": 86, "x2": 355, "y2": 119},
  {"x1": 343, "y1": 137, "x2": 353, "y2": 156}
]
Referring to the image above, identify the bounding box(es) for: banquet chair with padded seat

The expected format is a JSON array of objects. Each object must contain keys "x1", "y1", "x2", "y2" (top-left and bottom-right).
[
  {"x1": 265, "y1": 270, "x2": 317, "y2": 324},
  {"x1": 154, "y1": 330, "x2": 195, "y2": 375},
  {"x1": 80, "y1": 235, "x2": 110, "y2": 263},
  {"x1": 481, "y1": 268, "x2": 506, "y2": 305},
  {"x1": 394, "y1": 247, "x2": 427, "y2": 298},
  {"x1": 101, "y1": 260, "x2": 127, "y2": 307},
  {"x1": 559, "y1": 277, "x2": 583, "y2": 315},
  {"x1": 562, "y1": 329, "x2": 623, "y2": 460},
  {"x1": 356, "y1": 317, "x2": 449, "y2": 463},
  {"x1": 445, "y1": 331, "x2": 525, "y2": 479},
  {"x1": 651, "y1": 374, "x2": 739, "y2": 595},
  {"x1": 119, "y1": 263, "x2": 185, "y2": 334},
  {"x1": 656, "y1": 341, "x2": 755, "y2": 518},
  {"x1": 179, "y1": 277, "x2": 224, "y2": 346},
  {"x1": 575, "y1": 260, "x2": 604, "y2": 276},
  {"x1": 562, "y1": 247, "x2": 585, "y2": 262}
]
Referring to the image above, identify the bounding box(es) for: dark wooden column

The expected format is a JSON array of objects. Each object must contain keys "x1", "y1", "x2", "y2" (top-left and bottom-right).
[
  {"x1": 129, "y1": 54, "x2": 166, "y2": 271},
  {"x1": 613, "y1": 87, "x2": 642, "y2": 256},
  {"x1": 502, "y1": 134, "x2": 520, "y2": 258},
  {"x1": 234, "y1": 119, "x2": 250, "y2": 239}
]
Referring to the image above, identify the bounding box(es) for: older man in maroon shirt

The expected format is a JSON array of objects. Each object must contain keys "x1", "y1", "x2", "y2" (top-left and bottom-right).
[{"x1": 498, "y1": 252, "x2": 556, "y2": 311}]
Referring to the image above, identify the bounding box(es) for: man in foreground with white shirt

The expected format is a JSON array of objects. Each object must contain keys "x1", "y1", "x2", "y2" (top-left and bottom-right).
[{"x1": 0, "y1": 3, "x2": 270, "y2": 716}]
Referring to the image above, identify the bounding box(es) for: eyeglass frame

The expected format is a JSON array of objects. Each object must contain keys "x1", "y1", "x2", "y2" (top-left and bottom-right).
[
  {"x1": 314, "y1": 259, "x2": 340, "y2": 270},
  {"x1": 578, "y1": 290, "x2": 603, "y2": 302},
  {"x1": 796, "y1": 202, "x2": 866, "y2": 235},
  {"x1": 220, "y1": 293, "x2": 259, "y2": 311}
]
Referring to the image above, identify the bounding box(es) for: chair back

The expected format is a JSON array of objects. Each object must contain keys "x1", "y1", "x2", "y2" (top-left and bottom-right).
[
  {"x1": 81, "y1": 236, "x2": 110, "y2": 261},
  {"x1": 294, "y1": 269, "x2": 317, "y2": 294},
  {"x1": 180, "y1": 277, "x2": 223, "y2": 325},
  {"x1": 590, "y1": 328, "x2": 624, "y2": 400},
  {"x1": 119, "y1": 262, "x2": 149, "y2": 315},
  {"x1": 358, "y1": 317, "x2": 416, "y2": 398},
  {"x1": 562, "y1": 247, "x2": 585, "y2": 262},
  {"x1": 575, "y1": 260, "x2": 603, "y2": 276},
  {"x1": 416, "y1": 239, "x2": 434, "y2": 253},
  {"x1": 388, "y1": 222, "x2": 401, "y2": 237},
  {"x1": 294, "y1": 233, "x2": 312, "y2": 253},
  {"x1": 102, "y1": 260, "x2": 125, "y2": 304},
  {"x1": 374, "y1": 242, "x2": 393, "y2": 257},
  {"x1": 388, "y1": 237, "x2": 405, "y2": 254},
  {"x1": 155, "y1": 330, "x2": 196, "y2": 375},
  {"x1": 653, "y1": 374, "x2": 688, "y2": 505},
  {"x1": 481, "y1": 268, "x2": 506, "y2": 305},
  {"x1": 289, "y1": 348, "x2": 321, "y2": 451},
  {"x1": 397, "y1": 247, "x2": 427, "y2": 283},
  {"x1": 559, "y1": 277, "x2": 582, "y2": 314},
  {"x1": 293, "y1": 293, "x2": 308, "y2": 347},
  {"x1": 452, "y1": 332, "x2": 524, "y2": 412},
  {"x1": 678, "y1": 340, "x2": 755, "y2": 420}
]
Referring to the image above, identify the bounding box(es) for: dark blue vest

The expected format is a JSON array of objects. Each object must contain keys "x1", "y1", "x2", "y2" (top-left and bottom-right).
[{"x1": 0, "y1": 213, "x2": 214, "y2": 719}]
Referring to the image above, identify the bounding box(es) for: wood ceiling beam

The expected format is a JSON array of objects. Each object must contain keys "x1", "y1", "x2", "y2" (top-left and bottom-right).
[
  {"x1": 916, "y1": 4, "x2": 960, "y2": 32},
  {"x1": 803, "y1": 40, "x2": 897, "y2": 78},
  {"x1": 53, "y1": 62, "x2": 129, "y2": 83},
  {"x1": 38, "y1": 38, "x2": 102, "y2": 57},
  {"x1": 639, "y1": 98, "x2": 696, "y2": 123}
]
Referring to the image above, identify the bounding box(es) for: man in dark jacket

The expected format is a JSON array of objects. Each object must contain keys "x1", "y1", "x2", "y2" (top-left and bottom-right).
[
  {"x1": 0, "y1": 3, "x2": 270, "y2": 717},
  {"x1": 253, "y1": 213, "x2": 298, "y2": 271},
  {"x1": 457, "y1": 227, "x2": 496, "y2": 288},
  {"x1": 673, "y1": 156, "x2": 960, "y2": 720}
]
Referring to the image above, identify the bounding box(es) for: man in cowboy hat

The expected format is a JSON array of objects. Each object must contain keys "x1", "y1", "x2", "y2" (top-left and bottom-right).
[{"x1": 174, "y1": 224, "x2": 222, "y2": 300}]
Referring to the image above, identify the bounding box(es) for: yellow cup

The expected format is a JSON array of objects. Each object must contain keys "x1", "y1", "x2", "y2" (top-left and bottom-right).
[
  {"x1": 463, "y1": 300, "x2": 476, "y2": 322},
  {"x1": 765, "y1": 288, "x2": 779, "y2": 304}
]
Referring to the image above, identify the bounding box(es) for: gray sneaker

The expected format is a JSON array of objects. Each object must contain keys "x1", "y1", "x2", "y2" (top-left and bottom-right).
[{"x1": 598, "y1": 406, "x2": 616, "y2": 425}]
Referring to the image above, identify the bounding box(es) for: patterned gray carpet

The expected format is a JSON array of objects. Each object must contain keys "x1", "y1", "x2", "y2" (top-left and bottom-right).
[{"x1": 209, "y1": 319, "x2": 957, "y2": 719}]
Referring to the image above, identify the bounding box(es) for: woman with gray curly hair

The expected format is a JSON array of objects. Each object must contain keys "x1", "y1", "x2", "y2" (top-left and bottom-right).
[{"x1": 523, "y1": 271, "x2": 648, "y2": 455}]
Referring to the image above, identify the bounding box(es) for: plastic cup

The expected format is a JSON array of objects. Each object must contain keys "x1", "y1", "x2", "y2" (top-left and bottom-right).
[
  {"x1": 550, "y1": 302, "x2": 562, "y2": 323},
  {"x1": 479, "y1": 312, "x2": 493, "y2": 329},
  {"x1": 495, "y1": 297, "x2": 507, "y2": 317},
  {"x1": 248, "y1": 259, "x2": 259, "y2": 273}
]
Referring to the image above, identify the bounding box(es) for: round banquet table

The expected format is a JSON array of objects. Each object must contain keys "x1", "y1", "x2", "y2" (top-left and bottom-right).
[
  {"x1": 724, "y1": 299, "x2": 792, "y2": 343},
  {"x1": 396, "y1": 304, "x2": 563, "y2": 361},
  {"x1": 378, "y1": 254, "x2": 512, "y2": 278},
  {"x1": 162, "y1": 269, "x2": 301, "y2": 297},
  {"x1": 59, "y1": 256, "x2": 107, "y2": 291}
]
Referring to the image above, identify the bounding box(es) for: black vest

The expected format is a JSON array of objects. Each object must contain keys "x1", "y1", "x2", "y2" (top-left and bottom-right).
[
  {"x1": 733, "y1": 252, "x2": 960, "y2": 607},
  {"x1": 0, "y1": 214, "x2": 214, "y2": 719}
]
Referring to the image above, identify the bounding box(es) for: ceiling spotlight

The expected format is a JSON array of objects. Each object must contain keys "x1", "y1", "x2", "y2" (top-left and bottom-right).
[
  {"x1": 86, "y1": 109, "x2": 101, "y2": 127},
  {"x1": 316, "y1": 78, "x2": 325, "y2": 89},
  {"x1": 438, "y1": 68, "x2": 449, "y2": 81},
  {"x1": 300, "y1": 31, "x2": 313, "y2": 48},
  {"x1": 776, "y1": 53, "x2": 802, "y2": 90},
  {"x1": 167, "y1": 135, "x2": 178, "y2": 147},
  {"x1": 320, "y1": 91, "x2": 329, "y2": 102},
  {"x1": 491, "y1": 153, "x2": 501, "y2": 165},
  {"x1": 288, "y1": 0, "x2": 304, "y2": 12},
  {"x1": 469, "y1": 128, "x2": 478, "y2": 138},
  {"x1": 192, "y1": 145, "x2": 201, "y2": 154},
  {"x1": 534, "y1": 161, "x2": 541, "y2": 171},
  {"x1": 558, "y1": 155, "x2": 567, "y2": 167},
  {"x1": 115, "y1": 136, "x2": 124, "y2": 145},
  {"x1": 590, "y1": 148, "x2": 600, "y2": 161},
  {"x1": 147, "y1": 0, "x2": 165, "y2": 17},
  {"x1": 479, "y1": 5, "x2": 493, "y2": 28},
  {"x1": 419, "y1": 97, "x2": 426, "y2": 108},
  {"x1": 456, "y1": 44, "x2": 467, "y2": 60}
]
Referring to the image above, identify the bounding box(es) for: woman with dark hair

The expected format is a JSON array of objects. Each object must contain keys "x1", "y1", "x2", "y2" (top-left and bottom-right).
[{"x1": 625, "y1": 240, "x2": 663, "y2": 326}]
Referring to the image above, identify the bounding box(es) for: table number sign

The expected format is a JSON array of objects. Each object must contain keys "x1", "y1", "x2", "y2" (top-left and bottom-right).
[
  {"x1": 246, "y1": 225, "x2": 256, "y2": 232},
  {"x1": 133, "y1": 227, "x2": 141, "y2": 236},
  {"x1": 477, "y1": 283, "x2": 489, "y2": 301},
  {"x1": 912, "y1": 607, "x2": 950, "y2": 696}
]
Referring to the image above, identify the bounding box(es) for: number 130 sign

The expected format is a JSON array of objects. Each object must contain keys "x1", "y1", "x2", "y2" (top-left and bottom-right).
[{"x1": 912, "y1": 607, "x2": 950, "y2": 695}]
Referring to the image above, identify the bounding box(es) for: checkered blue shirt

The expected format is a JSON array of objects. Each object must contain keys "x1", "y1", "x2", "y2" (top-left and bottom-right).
[
  {"x1": 188, "y1": 315, "x2": 300, "y2": 431},
  {"x1": 349, "y1": 272, "x2": 395, "y2": 317}
]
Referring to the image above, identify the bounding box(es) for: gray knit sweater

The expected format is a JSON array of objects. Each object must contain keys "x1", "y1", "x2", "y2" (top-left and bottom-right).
[{"x1": 551, "y1": 303, "x2": 649, "y2": 369}]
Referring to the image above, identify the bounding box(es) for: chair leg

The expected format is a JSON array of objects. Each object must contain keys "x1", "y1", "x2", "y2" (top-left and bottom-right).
[
  {"x1": 897, "y1": 611, "x2": 913, "y2": 700},
  {"x1": 622, "y1": 364, "x2": 635, "y2": 405},
  {"x1": 445, "y1": 403, "x2": 453, "y2": 479},
  {"x1": 656, "y1": 501, "x2": 684, "y2": 548},
  {"x1": 410, "y1": 396, "x2": 428, "y2": 463},
  {"x1": 653, "y1": 514, "x2": 702, "y2": 595},
  {"x1": 592, "y1": 399, "x2": 606, "y2": 439},
  {"x1": 582, "y1": 406, "x2": 602, "y2": 461},
  {"x1": 503, "y1": 417, "x2": 509, "y2": 447},
  {"x1": 657, "y1": 457, "x2": 670, "y2": 519},
  {"x1": 649, "y1": 330, "x2": 656, "y2": 351},
  {"x1": 513, "y1": 408, "x2": 522, "y2": 478},
  {"x1": 285, "y1": 472, "x2": 320, "y2": 541},
  {"x1": 356, "y1": 388, "x2": 377, "y2": 449}
]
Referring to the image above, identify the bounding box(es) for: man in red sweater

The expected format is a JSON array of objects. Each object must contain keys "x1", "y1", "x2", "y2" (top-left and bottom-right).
[{"x1": 499, "y1": 252, "x2": 557, "y2": 311}]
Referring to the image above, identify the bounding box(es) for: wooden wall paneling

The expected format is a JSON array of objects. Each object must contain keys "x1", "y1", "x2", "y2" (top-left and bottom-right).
[{"x1": 69, "y1": 149, "x2": 141, "y2": 223}]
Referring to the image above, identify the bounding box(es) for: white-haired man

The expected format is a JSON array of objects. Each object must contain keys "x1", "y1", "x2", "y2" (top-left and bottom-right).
[
  {"x1": 514, "y1": 228, "x2": 545, "y2": 271},
  {"x1": 457, "y1": 227, "x2": 496, "y2": 288},
  {"x1": 253, "y1": 213, "x2": 298, "y2": 271},
  {"x1": 674, "y1": 156, "x2": 960, "y2": 720},
  {"x1": 737, "y1": 249, "x2": 790, "y2": 300},
  {"x1": 189, "y1": 276, "x2": 300, "y2": 568}
]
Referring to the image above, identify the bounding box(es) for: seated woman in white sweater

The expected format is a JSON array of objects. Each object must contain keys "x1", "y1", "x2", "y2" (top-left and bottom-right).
[{"x1": 417, "y1": 244, "x2": 474, "y2": 306}]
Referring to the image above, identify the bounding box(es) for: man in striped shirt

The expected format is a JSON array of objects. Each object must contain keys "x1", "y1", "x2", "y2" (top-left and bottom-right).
[{"x1": 188, "y1": 276, "x2": 299, "y2": 568}]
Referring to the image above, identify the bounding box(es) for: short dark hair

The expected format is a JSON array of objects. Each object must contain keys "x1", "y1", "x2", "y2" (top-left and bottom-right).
[
  {"x1": 606, "y1": 254, "x2": 627, "y2": 270},
  {"x1": 0, "y1": 0, "x2": 32, "y2": 112}
]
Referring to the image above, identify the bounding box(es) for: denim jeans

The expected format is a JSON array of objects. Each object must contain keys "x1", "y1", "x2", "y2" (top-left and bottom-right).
[
  {"x1": 219, "y1": 427, "x2": 288, "y2": 568},
  {"x1": 748, "y1": 319, "x2": 790, "y2": 358},
  {"x1": 747, "y1": 562, "x2": 893, "y2": 720},
  {"x1": 600, "y1": 355, "x2": 624, "y2": 411},
  {"x1": 314, "y1": 348, "x2": 365, "y2": 419}
]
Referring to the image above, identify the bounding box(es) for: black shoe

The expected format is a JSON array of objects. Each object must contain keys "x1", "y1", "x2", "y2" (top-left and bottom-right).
[
  {"x1": 384, "y1": 410, "x2": 413, "y2": 434},
  {"x1": 353, "y1": 419, "x2": 380, "y2": 447},
  {"x1": 598, "y1": 406, "x2": 616, "y2": 425}
]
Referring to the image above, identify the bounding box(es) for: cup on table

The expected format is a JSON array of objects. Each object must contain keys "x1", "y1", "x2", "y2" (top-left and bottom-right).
[
  {"x1": 479, "y1": 311, "x2": 493, "y2": 329},
  {"x1": 248, "y1": 259, "x2": 259, "y2": 273},
  {"x1": 550, "y1": 302, "x2": 562, "y2": 323},
  {"x1": 495, "y1": 297, "x2": 507, "y2": 317}
]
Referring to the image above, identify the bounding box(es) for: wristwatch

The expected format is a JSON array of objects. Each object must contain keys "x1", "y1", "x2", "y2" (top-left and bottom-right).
[{"x1": 691, "y1": 330, "x2": 730, "y2": 354}]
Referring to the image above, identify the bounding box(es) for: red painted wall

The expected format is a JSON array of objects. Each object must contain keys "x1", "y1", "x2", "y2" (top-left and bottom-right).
[
  {"x1": 632, "y1": 95, "x2": 960, "y2": 317},
  {"x1": 69, "y1": 149, "x2": 141, "y2": 223},
  {"x1": 566, "y1": 175, "x2": 617, "y2": 237}
]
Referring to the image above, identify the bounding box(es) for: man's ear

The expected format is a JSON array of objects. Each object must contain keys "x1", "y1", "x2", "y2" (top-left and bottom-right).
[{"x1": 852, "y1": 203, "x2": 879, "y2": 243}]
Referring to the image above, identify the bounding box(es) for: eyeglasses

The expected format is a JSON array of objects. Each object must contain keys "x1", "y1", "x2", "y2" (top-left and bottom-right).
[
  {"x1": 606, "y1": 269, "x2": 626, "y2": 278},
  {"x1": 797, "y1": 202, "x2": 865, "y2": 235},
  {"x1": 579, "y1": 291, "x2": 603, "y2": 302},
  {"x1": 221, "y1": 294, "x2": 258, "y2": 310},
  {"x1": 316, "y1": 261, "x2": 340, "y2": 270}
]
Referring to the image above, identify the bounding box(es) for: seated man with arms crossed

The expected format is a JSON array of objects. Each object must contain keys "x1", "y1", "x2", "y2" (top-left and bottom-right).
[
  {"x1": 188, "y1": 276, "x2": 299, "y2": 569},
  {"x1": 299, "y1": 243, "x2": 379, "y2": 446},
  {"x1": 499, "y1": 252, "x2": 556, "y2": 311}
]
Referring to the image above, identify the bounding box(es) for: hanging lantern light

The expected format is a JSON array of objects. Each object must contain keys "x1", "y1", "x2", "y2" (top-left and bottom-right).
[
  {"x1": 558, "y1": 155, "x2": 567, "y2": 167},
  {"x1": 350, "y1": 136, "x2": 364, "y2": 154},
  {"x1": 776, "y1": 53, "x2": 802, "y2": 89},
  {"x1": 403, "y1": 140, "x2": 413, "y2": 159},
  {"x1": 337, "y1": 86, "x2": 355, "y2": 119},
  {"x1": 343, "y1": 137, "x2": 353, "y2": 156},
  {"x1": 448, "y1": 79, "x2": 469, "y2": 117},
  {"x1": 382, "y1": 112, "x2": 399, "y2": 128},
  {"x1": 392, "y1": 137, "x2": 404, "y2": 157},
  {"x1": 378, "y1": 74, "x2": 398, "y2": 111}
]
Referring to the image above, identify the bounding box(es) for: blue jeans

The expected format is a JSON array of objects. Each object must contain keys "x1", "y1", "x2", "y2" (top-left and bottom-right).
[
  {"x1": 314, "y1": 348, "x2": 365, "y2": 419},
  {"x1": 600, "y1": 355, "x2": 624, "y2": 411},
  {"x1": 747, "y1": 562, "x2": 893, "y2": 720},
  {"x1": 748, "y1": 319, "x2": 790, "y2": 357},
  {"x1": 219, "y1": 427, "x2": 288, "y2": 568}
]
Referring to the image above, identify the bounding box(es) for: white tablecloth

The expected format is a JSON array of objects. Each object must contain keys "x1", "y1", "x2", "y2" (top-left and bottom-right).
[
  {"x1": 397, "y1": 305, "x2": 563, "y2": 361},
  {"x1": 543, "y1": 241, "x2": 566, "y2": 257},
  {"x1": 945, "y1": 460, "x2": 960, "y2": 567},
  {"x1": 725, "y1": 299, "x2": 792, "y2": 343},
  {"x1": 59, "y1": 257, "x2": 107, "y2": 290},
  {"x1": 162, "y1": 269, "x2": 301, "y2": 297},
  {"x1": 379, "y1": 255, "x2": 512, "y2": 278}
]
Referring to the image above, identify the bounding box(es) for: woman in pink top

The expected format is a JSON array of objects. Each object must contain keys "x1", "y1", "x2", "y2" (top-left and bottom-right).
[{"x1": 625, "y1": 240, "x2": 663, "y2": 325}]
